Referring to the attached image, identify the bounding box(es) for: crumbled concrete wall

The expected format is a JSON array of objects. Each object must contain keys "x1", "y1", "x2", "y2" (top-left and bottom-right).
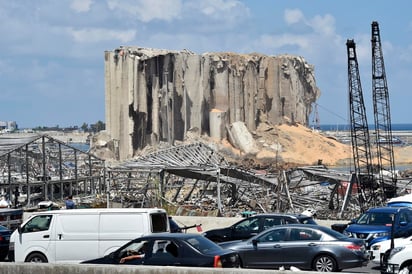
[
  {"x1": 104, "y1": 47, "x2": 320, "y2": 160},
  {"x1": 228, "y1": 121, "x2": 259, "y2": 154}
]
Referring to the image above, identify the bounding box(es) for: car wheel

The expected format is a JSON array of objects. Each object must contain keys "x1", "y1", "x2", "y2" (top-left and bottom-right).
[
  {"x1": 399, "y1": 264, "x2": 412, "y2": 274},
  {"x1": 0, "y1": 249, "x2": 7, "y2": 261},
  {"x1": 313, "y1": 254, "x2": 337, "y2": 272},
  {"x1": 25, "y1": 252, "x2": 48, "y2": 263}
]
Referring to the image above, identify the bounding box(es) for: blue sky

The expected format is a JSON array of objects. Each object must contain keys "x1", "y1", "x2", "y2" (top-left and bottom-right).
[{"x1": 1, "y1": 0, "x2": 411, "y2": 129}]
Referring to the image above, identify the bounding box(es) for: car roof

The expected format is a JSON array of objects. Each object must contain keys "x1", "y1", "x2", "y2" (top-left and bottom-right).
[
  {"x1": 366, "y1": 207, "x2": 411, "y2": 213},
  {"x1": 139, "y1": 232, "x2": 202, "y2": 240},
  {"x1": 266, "y1": 223, "x2": 320, "y2": 229},
  {"x1": 248, "y1": 213, "x2": 313, "y2": 219}
]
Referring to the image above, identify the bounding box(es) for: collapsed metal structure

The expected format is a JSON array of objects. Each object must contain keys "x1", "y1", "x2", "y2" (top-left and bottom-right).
[
  {"x1": 107, "y1": 142, "x2": 373, "y2": 218},
  {"x1": 0, "y1": 134, "x2": 105, "y2": 207},
  {"x1": 0, "y1": 135, "x2": 410, "y2": 218}
]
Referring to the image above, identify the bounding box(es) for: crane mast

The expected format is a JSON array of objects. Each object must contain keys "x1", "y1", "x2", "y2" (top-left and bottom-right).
[
  {"x1": 371, "y1": 21, "x2": 397, "y2": 198},
  {"x1": 347, "y1": 39, "x2": 377, "y2": 209}
]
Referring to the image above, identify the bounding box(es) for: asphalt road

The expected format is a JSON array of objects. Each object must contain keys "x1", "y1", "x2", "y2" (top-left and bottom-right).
[{"x1": 344, "y1": 264, "x2": 382, "y2": 273}]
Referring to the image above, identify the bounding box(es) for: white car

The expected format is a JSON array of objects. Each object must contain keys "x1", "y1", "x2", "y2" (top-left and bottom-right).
[
  {"x1": 370, "y1": 235, "x2": 412, "y2": 265},
  {"x1": 385, "y1": 242, "x2": 412, "y2": 274}
]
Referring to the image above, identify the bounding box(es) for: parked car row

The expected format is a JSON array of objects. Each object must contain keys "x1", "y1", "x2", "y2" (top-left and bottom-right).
[{"x1": 3, "y1": 208, "x2": 374, "y2": 272}]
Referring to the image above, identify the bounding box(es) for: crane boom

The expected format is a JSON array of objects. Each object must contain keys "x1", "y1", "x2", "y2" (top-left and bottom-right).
[
  {"x1": 371, "y1": 21, "x2": 397, "y2": 198},
  {"x1": 347, "y1": 39, "x2": 378, "y2": 209}
]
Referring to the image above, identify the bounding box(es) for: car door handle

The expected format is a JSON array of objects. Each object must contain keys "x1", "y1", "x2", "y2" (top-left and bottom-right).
[
  {"x1": 43, "y1": 235, "x2": 50, "y2": 239},
  {"x1": 308, "y1": 243, "x2": 317, "y2": 246},
  {"x1": 273, "y1": 244, "x2": 282, "y2": 248}
]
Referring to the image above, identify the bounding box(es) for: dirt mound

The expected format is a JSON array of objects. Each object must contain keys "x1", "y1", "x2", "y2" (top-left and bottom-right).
[
  {"x1": 201, "y1": 122, "x2": 352, "y2": 169},
  {"x1": 269, "y1": 123, "x2": 352, "y2": 166},
  {"x1": 219, "y1": 122, "x2": 411, "y2": 169}
]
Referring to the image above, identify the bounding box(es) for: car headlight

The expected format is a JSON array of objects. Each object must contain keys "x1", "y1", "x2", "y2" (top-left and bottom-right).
[
  {"x1": 372, "y1": 232, "x2": 389, "y2": 238},
  {"x1": 389, "y1": 246, "x2": 405, "y2": 259}
]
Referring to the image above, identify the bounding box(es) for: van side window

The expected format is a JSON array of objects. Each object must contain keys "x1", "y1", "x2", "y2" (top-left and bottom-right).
[
  {"x1": 23, "y1": 215, "x2": 52, "y2": 233},
  {"x1": 151, "y1": 213, "x2": 168, "y2": 233}
]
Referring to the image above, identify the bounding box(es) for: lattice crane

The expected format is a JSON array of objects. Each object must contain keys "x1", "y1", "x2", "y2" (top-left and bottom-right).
[
  {"x1": 371, "y1": 21, "x2": 397, "y2": 198},
  {"x1": 346, "y1": 39, "x2": 378, "y2": 210}
]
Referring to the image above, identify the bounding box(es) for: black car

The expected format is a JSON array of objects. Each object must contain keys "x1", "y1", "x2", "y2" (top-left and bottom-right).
[
  {"x1": 82, "y1": 233, "x2": 240, "y2": 268},
  {"x1": 202, "y1": 213, "x2": 317, "y2": 242},
  {"x1": 0, "y1": 225, "x2": 12, "y2": 261},
  {"x1": 219, "y1": 224, "x2": 369, "y2": 272}
]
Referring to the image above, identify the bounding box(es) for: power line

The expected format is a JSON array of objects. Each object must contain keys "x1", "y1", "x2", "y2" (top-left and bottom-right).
[{"x1": 314, "y1": 103, "x2": 348, "y2": 123}]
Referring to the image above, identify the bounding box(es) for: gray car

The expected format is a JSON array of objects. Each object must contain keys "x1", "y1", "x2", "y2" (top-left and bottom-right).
[
  {"x1": 219, "y1": 224, "x2": 369, "y2": 272},
  {"x1": 202, "y1": 213, "x2": 317, "y2": 243}
]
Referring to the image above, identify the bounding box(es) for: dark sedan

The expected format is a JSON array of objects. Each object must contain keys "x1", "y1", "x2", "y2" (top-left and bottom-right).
[
  {"x1": 82, "y1": 233, "x2": 240, "y2": 268},
  {"x1": 219, "y1": 224, "x2": 369, "y2": 272},
  {"x1": 202, "y1": 213, "x2": 317, "y2": 243},
  {"x1": 0, "y1": 225, "x2": 11, "y2": 261}
]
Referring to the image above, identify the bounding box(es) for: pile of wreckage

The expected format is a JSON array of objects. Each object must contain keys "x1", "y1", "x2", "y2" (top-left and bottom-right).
[
  {"x1": 105, "y1": 142, "x2": 412, "y2": 220},
  {"x1": 1, "y1": 134, "x2": 410, "y2": 220}
]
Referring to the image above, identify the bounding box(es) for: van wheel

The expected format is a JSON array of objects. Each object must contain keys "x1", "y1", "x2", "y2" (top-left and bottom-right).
[{"x1": 25, "y1": 252, "x2": 48, "y2": 263}]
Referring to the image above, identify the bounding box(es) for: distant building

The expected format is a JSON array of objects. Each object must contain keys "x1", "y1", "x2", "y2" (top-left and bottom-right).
[{"x1": 0, "y1": 121, "x2": 17, "y2": 133}]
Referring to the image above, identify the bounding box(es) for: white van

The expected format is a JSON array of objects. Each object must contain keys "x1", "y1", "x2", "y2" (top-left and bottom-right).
[{"x1": 9, "y1": 208, "x2": 169, "y2": 263}]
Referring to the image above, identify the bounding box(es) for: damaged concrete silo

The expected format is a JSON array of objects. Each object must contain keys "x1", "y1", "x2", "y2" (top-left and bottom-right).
[{"x1": 104, "y1": 47, "x2": 320, "y2": 160}]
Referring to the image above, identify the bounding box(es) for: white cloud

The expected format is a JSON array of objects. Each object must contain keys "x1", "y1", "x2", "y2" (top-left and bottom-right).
[
  {"x1": 107, "y1": 0, "x2": 182, "y2": 22},
  {"x1": 69, "y1": 28, "x2": 136, "y2": 43},
  {"x1": 284, "y1": 9, "x2": 305, "y2": 25},
  {"x1": 310, "y1": 14, "x2": 335, "y2": 36},
  {"x1": 258, "y1": 33, "x2": 310, "y2": 52},
  {"x1": 70, "y1": 0, "x2": 93, "y2": 13},
  {"x1": 196, "y1": 0, "x2": 246, "y2": 17},
  {"x1": 184, "y1": 0, "x2": 250, "y2": 28}
]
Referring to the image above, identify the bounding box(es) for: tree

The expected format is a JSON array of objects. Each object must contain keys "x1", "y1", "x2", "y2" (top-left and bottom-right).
[
  {"x1": 90, "y1": 120, "x2": 105, "y2": 133},
  {"x1": 81, "y1": 123, "x2": 89, "y2": 132}
]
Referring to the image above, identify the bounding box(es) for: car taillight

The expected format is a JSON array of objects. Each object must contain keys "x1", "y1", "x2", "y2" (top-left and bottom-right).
[
  {"x1": 345, "y1": 244, "x2": 362, "y2": 251},
  {"x1": 214, "y1": 255, "x2": 222, "y2": 268},
  {"x1": 0, "y1": 236, "x2": 3, "y2": 241}
]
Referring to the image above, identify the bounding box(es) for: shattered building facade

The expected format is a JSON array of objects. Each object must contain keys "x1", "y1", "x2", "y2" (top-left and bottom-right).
[{"x1": 104, "y1": 47, "x2": 321, "y2": 160}]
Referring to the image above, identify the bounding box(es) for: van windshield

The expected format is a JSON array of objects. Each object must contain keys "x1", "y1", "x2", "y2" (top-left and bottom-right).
[{"x1": 356, "y1": 212, "x2": 394, "y2": 225}]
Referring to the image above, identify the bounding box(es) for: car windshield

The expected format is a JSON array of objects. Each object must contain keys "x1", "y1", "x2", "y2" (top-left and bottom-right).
[
  {"x1": 234, "y1": 218, "x2": 259, "y2": 231},
  {"x1": 186, "y1": 235, "x2": 221, "y2": 253},
  {"x1": 356, "y1": 212, "x2": 394, "y2": 225}
]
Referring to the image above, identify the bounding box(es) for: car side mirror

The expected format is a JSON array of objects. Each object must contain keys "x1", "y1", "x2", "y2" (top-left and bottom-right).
[
  {"x1": 17, "y1": 226, "x2": 22, "y2": 234},
  {"x1": 399, "y1": 221, "x2": 407, "y2": 226},
  {"x1": 349, "y1": 218, "x2": 357, "y2": 224},
  {"x1": 252, "y1": 239, "x2": 258, "y2": 247}
]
